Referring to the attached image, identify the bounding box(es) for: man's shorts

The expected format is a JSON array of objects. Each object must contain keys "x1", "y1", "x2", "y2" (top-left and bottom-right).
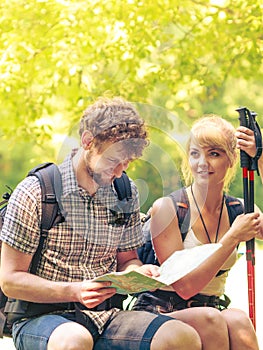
[{"x1": 12, "y1": 310, "x2": 173, "y2": 350}]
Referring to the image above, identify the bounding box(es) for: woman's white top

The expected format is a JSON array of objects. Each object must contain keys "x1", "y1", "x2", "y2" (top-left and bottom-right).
[{"x1": 183, "y1": 228, "x2": 238, "y2": 296}]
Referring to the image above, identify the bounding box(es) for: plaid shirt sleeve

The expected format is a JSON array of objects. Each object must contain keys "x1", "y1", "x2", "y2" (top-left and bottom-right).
[{"x1": 0, "y1": 176, "x2": 42, "y2": 255}]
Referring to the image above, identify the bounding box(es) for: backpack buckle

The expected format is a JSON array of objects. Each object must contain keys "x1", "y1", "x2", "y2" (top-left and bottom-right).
[{"x1": 44, "y1": 194, "x2": 56, "y2": 203}]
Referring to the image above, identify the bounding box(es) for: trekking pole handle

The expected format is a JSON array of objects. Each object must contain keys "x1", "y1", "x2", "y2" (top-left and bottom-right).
[{"x1": 236, "y1": 107, "x2": 251, "y2": 169}]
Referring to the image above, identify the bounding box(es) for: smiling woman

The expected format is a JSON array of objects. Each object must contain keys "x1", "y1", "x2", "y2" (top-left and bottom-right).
[
  {"x1": 132, "y1": 115, "x2": 262, "y2": 350},
  {"x1": 184, "y1": 116, "x2": 238, "y2": 193}
]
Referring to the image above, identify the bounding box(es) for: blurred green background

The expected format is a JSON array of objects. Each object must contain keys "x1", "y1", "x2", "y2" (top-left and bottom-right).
[
  {"x1": 0, "y1": 3, "x2": 262, "y2": 348},
  {"x1": 1, "y1": 0, "x2": 262, "y2": 218}
]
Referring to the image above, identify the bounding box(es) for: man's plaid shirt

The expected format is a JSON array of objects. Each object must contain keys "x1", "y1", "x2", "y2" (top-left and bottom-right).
[{"x1": 1, "y1": 150, "x2": 144, "y2": 332}]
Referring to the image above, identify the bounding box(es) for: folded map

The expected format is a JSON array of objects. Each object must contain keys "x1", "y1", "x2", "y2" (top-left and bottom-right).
[{"x1": 93, "y1": 243, "x2": 222, "y2": 294}]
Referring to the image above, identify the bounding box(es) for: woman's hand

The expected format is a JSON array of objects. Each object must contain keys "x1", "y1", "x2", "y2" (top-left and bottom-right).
[
  {"x1": 135, "y1": 264, "x2": 160, "y2": 278},
  {"x1": 257, "y1": 213, "x2": 263, "y2": 240},
  {"x1": 236, "y1": 126, "x2": 257, "y2": 158},
  {"x1": 227, "y1": 212, "x2": 261, "y2": 244}
]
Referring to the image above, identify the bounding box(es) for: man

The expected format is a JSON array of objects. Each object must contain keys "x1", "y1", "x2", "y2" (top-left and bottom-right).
[{"x1": 0, "y1": 97, "x2": 201, "y2": 350}]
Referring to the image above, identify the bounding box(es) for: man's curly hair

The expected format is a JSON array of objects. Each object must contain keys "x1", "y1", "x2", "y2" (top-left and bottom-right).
[{"x1": 79, "y1": 97, "x2": 149, "y2": 159}]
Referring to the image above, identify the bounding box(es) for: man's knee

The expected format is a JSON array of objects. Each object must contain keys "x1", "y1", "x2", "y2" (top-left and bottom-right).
[
  {"x1": 151, "y1": 319, "x2": 201, "y2": 350},
  {"x1": 47, "y1": 322, "x2": 94, "y2": 350}
]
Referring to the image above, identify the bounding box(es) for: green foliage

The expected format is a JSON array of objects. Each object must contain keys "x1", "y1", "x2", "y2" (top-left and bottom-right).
[{"x1": 0, "y1": 0, "x2": 262, "y2": 210}]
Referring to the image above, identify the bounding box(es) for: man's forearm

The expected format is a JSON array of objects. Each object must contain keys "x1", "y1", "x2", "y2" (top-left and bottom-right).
[{"x1": 1, "y1": 271, "x2": 80, "y2": 303}]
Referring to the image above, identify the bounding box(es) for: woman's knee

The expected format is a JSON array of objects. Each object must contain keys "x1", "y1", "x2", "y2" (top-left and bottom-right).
[
  {"x1": 201, "y1": 307, "x2": 228, "y2": 329},
  {"x1": 151, "y1": 319, "x2": 202, "y2": 350},
  {"x1": 171, "y1": 307, "x2": 229, "y2": 348},
  {"x1": 172, "y1": 306, "x2": 228, "y2": 332},
  {"x1": 47, "y1": 322, "x2": 94, "y2": 350},
  {"x1": 222, "y1": 308, "x2": 254, "y2": 329},
  {"x1": 222, "y1": 308, "x2": 259, "y2": 349}
]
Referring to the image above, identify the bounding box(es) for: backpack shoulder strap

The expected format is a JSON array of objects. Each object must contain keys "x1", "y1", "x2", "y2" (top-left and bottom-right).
[
  {"x1": 225, "y1": 195, "x2": 244, "y2": 225},
  {"x1": 138, "y1": 188, "x2": 189, "y2": 265},
  {"x1": 27, "y1": 162, "x2": 65, "y2": 274},
  {"x1": 113, "y1": 172, "x2": 132, "y2": 201},
  {"x1": 169, "y1": 187, "x2": 190, "y2": 241},
  {"x1": 215, "y1": 195, "x2": 244, "y2": 277},
  {"x1": 168, "y1": 190, "x2": 244, "y2": 240}
]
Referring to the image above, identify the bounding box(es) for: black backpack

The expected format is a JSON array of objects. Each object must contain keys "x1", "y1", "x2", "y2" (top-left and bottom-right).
[
  {"x1": 0, "y1": 162, "x2": 132, "y2": 338},
  {"x1": 137, "y1": 187, "x2": 244, "y2": 266}
]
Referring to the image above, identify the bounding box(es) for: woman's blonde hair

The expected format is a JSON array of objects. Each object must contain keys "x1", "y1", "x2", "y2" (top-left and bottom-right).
[{"x1": 182, "y1": 115, "x2": 238, "y2": 192}]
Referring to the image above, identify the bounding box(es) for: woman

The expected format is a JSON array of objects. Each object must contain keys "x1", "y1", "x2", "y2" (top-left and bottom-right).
[{"x1": 134, "y1": 116, "x2": 262, "y2": 350}]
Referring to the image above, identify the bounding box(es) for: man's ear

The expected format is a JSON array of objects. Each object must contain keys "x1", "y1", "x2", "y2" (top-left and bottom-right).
[{"x1": 81, "y1": 130, "x2": 94, "y2": 149}]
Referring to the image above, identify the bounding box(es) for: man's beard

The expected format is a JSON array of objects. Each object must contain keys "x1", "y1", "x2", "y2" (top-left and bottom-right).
[{"x1": 85, "y1": 162, "x2": 113, "y2": 187}]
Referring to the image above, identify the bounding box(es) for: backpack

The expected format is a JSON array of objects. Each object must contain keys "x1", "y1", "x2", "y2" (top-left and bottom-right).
[
  {"x1": 0, "y1": 162, "x2": 132, "y2": 338},
  {"x1": 137, "y1": 187, "x2": 244, "y2": 266}
]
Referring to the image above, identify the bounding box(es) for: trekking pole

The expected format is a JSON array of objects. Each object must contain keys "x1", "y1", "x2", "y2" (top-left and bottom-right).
[{"x1": 236, "y1": 107, "x2": 262, "y2": 330}]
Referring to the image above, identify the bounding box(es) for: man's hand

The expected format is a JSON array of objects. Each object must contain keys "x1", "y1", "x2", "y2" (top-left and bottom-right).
[{"x1": 79, "y1": 280, "x2": 116, "y2": 309}]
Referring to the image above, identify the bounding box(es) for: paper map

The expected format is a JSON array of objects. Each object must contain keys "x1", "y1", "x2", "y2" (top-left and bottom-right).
[{"x1": 93, "y1": 243, "x2": 222, "y2": 294}]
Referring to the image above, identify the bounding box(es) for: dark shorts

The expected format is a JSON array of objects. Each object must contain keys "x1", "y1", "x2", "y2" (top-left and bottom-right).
[
  {"x1": 12, "y1": 310, "x2": 173, "y2": 350},
  {"x1": 133, "y1": 290, "x2": 230, "y2": 313}
]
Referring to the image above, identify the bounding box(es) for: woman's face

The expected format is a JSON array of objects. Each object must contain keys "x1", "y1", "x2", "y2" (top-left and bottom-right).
[{"x1": 189, "y1": 139, "x2": 231, "y2": 188}]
